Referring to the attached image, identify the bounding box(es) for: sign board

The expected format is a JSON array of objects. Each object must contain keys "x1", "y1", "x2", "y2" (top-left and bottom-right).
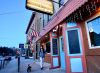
[
  {"x1": 26, "y1": 0, "x2": 54, "y2": 15},
  {"x1": 19, "y1": 44, "x2": 24, "y2": 49}
]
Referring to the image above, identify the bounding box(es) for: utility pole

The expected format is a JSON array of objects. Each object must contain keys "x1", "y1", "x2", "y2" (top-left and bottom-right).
[
  {"x1": 18, "y1": 56, "x2": 20, "y2": 72},
  {"x1": 16, "y1": 50, "x2": 20, "y2": 72}
]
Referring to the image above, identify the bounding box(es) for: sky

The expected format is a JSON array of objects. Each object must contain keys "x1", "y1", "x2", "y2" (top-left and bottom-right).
[{"x1": 0, "y1": 0, "x2": 32, "y2": 48}]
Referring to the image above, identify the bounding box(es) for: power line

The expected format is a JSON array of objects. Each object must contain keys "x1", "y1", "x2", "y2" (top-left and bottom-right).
[{"x1": 0, "y1": 10, "x2": 29, "y2": 15}]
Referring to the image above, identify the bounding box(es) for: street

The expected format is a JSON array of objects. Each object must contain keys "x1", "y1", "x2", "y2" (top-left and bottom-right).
[{"x1": 0, "y1": 57, "x2": 65, "y2": 73}]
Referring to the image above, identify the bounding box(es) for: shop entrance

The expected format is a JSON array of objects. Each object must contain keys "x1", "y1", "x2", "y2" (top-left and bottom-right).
[
  {"x1": 59, "y1": 36, "x2": 66, "y2": 70},
  {"x1": 66, "y1": 28, "x2": 84, "y2": 73}
]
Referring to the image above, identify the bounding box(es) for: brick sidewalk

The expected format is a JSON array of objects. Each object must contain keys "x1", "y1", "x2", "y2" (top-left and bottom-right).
[{"x1": 0, "y1": 57, "x2": 65, "y2": 73}]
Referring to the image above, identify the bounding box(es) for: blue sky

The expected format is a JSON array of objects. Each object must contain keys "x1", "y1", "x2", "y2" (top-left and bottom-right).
[{"x1": 0, "y1": 0, "x2": 32, "y2": 48}]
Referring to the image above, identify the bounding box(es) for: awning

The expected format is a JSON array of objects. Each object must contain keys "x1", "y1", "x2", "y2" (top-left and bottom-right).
[{"x1": 35, "y1": 0, "x2": 88, "y2": 42}]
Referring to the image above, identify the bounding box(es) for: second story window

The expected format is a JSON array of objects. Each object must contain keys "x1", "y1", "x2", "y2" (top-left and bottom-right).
[
  {"x1": 53, "y1": 0, "x2": 59, "y2": 13},
  {"x1": 43, "y1": 14, "x2": 49, "y2": 27},
  {"x1": 48, "y1": 15, "x2": 52, "y2": 22},
  {"x1": 59, "y1": 0, "x2": 64, "y2": 7}
]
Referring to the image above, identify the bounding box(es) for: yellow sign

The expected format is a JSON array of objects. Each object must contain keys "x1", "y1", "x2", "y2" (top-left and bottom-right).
[{"x1": 26, "y1": 0, "x2": 53, "y2": 15}]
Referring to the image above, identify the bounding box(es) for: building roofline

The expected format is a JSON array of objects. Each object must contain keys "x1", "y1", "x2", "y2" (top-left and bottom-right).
[{"x1": 26, "y1": 12, "x2": 35, "y2": 34}]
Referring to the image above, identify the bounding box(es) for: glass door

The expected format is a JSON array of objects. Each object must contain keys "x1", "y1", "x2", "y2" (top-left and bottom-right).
[
  {"x1": 59, "y1": 36, "x2": 65, "y2": 70},
  {"x1": 66, "y1": 28, "x2": 83, "y2": 72}
]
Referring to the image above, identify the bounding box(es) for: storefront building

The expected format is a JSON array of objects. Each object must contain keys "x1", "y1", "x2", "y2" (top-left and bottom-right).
[
  {"x1": 26, "y1": 0, "x2": 100, "y2": 73},
  {"x1": 25, "y1": 12, "x2": 36, "y2": 58}
]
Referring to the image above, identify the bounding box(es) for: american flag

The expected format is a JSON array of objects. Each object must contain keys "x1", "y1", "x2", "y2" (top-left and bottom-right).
[
  {"x1": 28, "y1": 33, "x2": 32, "y2": 41},
  {"x1": 32, "y1": 30, "x2": 39, "y2": 37}
]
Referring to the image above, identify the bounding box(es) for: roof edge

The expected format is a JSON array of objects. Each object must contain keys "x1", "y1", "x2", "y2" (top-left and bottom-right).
[{"x1": 26, "y1": 12, "x2": 35, "y2": 34}]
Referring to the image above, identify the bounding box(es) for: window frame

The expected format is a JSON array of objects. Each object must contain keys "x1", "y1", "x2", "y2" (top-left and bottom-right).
[
  {"x1": 52, "y1": 38, "x2": 59, "y2": 56},
  {"x1": 66, "y1": 28, "x2": 83, "y2": 56},
  {"x1": 85, "y1": 15, "x2": 100, "y2": 49},
  {"x1": 59, "y1": 0, "x2": 64, "y2": 7}
]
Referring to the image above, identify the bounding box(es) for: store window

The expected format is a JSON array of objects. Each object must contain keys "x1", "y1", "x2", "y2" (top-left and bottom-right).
[
  {"x1": 87, "y1": 16, "x2": 100, "y2": 48},
  {"x1": 52, "y1": 38, "x2": 58, "y2": 55},
  {"x1": 46, "y1": 42, "x2": 51, "y2": 53},
  {"x1": 67, "y1": 30, "x2": 81, "y2": 54}
]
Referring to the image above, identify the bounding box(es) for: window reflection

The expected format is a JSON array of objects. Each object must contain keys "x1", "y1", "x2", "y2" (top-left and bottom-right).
[
  {"x1": 68, "y1": 30, "x2": 80, "y2": 54},
  {"x1": 87, "y1": 16, "x2": 100, "y2": 47}
]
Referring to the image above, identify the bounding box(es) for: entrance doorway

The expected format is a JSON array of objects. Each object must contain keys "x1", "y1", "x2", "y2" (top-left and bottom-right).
[
  {"x1": 66, "y1": 28, "x2": 84, "y2": 72},
  {"x1": 59, "y1": 36, "x2": 66, "y2": 70}
]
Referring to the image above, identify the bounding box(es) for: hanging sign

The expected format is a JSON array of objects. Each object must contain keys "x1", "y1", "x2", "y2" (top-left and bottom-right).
[{"x1": 26, "y1": 0, "x2": 54, "y2": 15}]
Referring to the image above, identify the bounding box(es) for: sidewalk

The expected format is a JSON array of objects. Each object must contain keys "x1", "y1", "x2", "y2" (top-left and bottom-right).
[{"x1": 0, "y1": 57, "x2": 65, "y2": 73}]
